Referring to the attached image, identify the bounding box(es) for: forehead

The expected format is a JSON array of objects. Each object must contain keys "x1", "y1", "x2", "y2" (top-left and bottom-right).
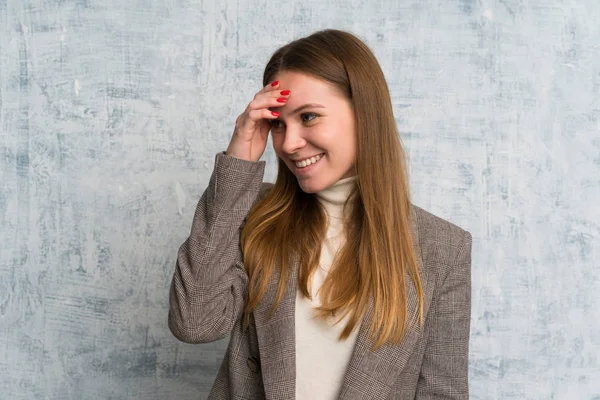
[{"x1": 274, "y1": 70, "x2": 343, "y2": 99}]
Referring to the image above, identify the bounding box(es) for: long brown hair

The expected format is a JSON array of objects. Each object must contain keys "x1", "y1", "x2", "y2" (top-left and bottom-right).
[{"x1": 240, "y1": 29, "x2": 423, "y2": 350}]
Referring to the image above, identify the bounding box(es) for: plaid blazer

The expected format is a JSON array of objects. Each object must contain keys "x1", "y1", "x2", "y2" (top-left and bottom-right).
[{"x1": 168, "y1": 151, "x2": 472, "y2": 399}]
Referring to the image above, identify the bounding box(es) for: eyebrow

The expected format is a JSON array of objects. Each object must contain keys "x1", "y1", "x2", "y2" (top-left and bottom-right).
[{"x1": 290, "y1": 103, "x2": 326, "y2": 114}]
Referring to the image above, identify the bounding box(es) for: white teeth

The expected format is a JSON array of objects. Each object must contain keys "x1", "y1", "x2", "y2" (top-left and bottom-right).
[{"x1": 295, "y1": 154, "x2": 323, "y2": 168}]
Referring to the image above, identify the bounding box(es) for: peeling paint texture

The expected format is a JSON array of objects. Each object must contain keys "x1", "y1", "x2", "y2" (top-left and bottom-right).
[{"x1": 1, "y1": 0, "x2": 599, "y2": 399}]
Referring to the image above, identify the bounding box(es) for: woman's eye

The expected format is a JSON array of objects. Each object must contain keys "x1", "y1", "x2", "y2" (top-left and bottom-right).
[
  {"x1": 270, "y1": 119, "x2": 284, "y2": 129},
  {"x1": 270, "y1": 113, "x2": 318, "y2": 130},
  {"x1": 301, "y1": 112, "x2": 318, "y2": 123}
]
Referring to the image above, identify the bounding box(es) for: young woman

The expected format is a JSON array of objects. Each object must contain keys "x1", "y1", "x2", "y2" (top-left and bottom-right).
[{"x1": 168, "y1": 29, "x2": 472, "y2": 400}]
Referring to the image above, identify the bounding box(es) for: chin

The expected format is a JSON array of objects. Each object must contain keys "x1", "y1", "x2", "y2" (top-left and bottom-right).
[
  {"x1": 296, "y1": 180, "x2": 321, "y2": 194},
  {"x1": 297, "y1": 175, "x2": 339, "y2": 194},
  {"x1": 293, "y1": 176, "x2": 326, "y2": 193}
]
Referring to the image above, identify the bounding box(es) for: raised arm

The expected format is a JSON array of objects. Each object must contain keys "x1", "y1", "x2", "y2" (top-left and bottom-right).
[{"x1": 168, "y1": 151, "x2": 269, "y2": 343}]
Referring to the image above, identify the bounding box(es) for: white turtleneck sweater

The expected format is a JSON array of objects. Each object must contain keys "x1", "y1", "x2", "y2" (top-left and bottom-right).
[{"x1": 295, "y1": 175, "x2": 360, "y2": 400}]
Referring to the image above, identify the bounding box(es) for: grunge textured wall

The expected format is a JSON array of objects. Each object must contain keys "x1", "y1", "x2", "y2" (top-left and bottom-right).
[{"x1": 1, "y1": 0, "x2": 598, "y2": 399}]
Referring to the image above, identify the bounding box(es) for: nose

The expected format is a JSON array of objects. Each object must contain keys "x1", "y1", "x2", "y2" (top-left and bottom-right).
[{"x1": 280, "y1": 125, "x2": 307, "y2": 156}]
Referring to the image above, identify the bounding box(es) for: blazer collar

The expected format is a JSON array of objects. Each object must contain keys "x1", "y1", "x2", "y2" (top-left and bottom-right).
[{"x1": 253, "y1": 209, "x2": 433, "y2": 400}]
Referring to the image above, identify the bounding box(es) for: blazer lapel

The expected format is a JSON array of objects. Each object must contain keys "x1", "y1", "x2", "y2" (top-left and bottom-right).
[
  {"x1": 253, "y1": 208, "x2": 431, "y2": 400},
  {"x1": 253, "y1": 251, "x2": 300, "y2": 400},
  {"x1": 337, "y1": 209, "x2": 433, "y2": 399},
  {"x1": 337, "y1": 272, "x2": 433, "y2": 399}
]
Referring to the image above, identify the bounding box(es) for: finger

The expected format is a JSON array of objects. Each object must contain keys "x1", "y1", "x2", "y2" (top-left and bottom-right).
[
  {"x1": 253, "y1": 90, "x2": 290, "y2": 106},
  {"x1": 265, "y1": 79, "x2": 281, "y2": 92},
  {"x1": 247, "y1": 108, "x2": 280, "y2": 123},
  {"x1": 257, "y1": 79, "x2": 288, "y2": 98},
  {"x1": 247, "y1": 92, "x2": 290, "y2": 113}
]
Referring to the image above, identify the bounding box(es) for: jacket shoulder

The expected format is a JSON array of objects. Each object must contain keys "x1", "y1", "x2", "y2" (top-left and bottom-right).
[{"x1": 410, "y1": 204, "x2": 471, "y2": 266}]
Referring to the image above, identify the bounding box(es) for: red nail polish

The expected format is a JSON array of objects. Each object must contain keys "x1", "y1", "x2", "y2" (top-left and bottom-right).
[
  {"x1": 277, "y1": 98, "x2": 287, "y2": 103},
  {"x1": 271, "y1": 111, "x2": 280, "y2": 116},
  {"x1": 271, "y1": 81, "x2": 279, "y2": 87},
  {"x1": 280, "y1": 90, "x2": 290, "y2": 95}
]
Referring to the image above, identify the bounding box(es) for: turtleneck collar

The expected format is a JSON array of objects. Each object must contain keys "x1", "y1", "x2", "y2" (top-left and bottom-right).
[{"x1": 315, "y1": 175, "x2": 358, "y2": 220}]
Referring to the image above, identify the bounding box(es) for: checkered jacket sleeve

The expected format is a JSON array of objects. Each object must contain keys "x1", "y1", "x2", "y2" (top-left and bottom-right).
[{"x1": 168, "y1": 151, "x2": 268, "y2": 343}]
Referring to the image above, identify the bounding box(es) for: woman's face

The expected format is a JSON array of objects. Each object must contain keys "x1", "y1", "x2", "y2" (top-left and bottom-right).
[{"x1": 269, "y1": 70, "x2": 357, "y2": 194}]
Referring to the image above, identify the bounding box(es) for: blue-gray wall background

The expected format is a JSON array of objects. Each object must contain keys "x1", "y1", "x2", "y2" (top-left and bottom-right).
[{"x1": 1, "y1": 0, "x2": 598, "y2": 399}]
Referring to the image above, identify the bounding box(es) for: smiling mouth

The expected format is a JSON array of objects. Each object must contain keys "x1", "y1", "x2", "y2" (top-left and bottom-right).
[{"x1": 294, "y1": 153, "x2": 325, "y2": 168}]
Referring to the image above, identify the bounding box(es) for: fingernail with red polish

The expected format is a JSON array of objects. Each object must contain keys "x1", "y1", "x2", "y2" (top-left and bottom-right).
[
  {"x1": 271, "y1": 111, "x2": 280, "y2": 116},
  {"x1": 271, "y1": 81, "x2": 279, "y2": 87},
  {"x1": 277, "y1": 98, "x2": 287, "y2": 103},
  {"x1": 280, "y1": 90, "x2": 290, "y2": 95}
]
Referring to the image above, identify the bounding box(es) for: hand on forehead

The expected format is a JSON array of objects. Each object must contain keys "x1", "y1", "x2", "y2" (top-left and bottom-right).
[{"x1": 271, "y1": 71, "x2": 346, "y2": 116}]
